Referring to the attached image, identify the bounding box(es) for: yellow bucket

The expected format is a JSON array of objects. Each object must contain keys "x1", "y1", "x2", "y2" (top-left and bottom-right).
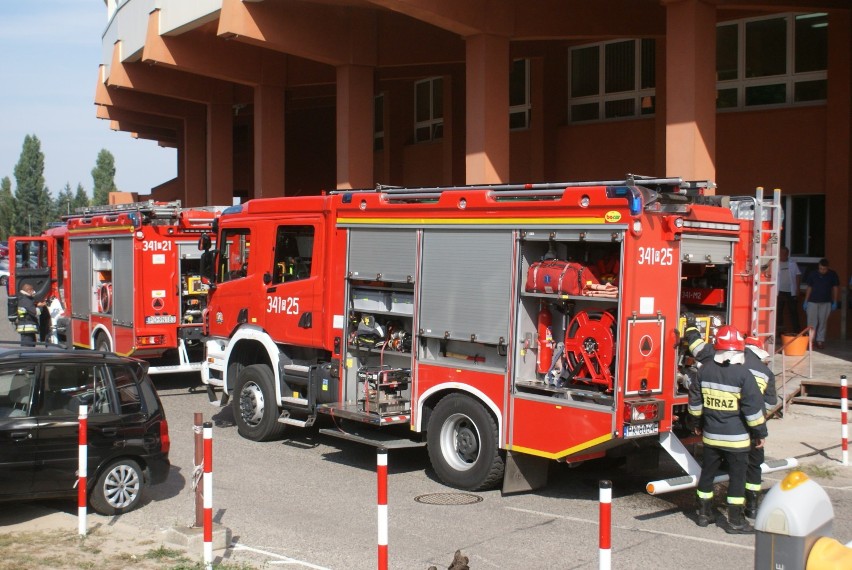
[{"x1": 781, "y1": 334, "x2": 808, "y2": 356}]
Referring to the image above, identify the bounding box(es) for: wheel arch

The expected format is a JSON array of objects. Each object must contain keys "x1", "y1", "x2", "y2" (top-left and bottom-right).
[
  {"x1": 416, "y1": 383, "x2": 504, "y2": 443},
  {"x1": 91, "y1": 325, "x2": 112, "y2": 350},
  {"x1": 223, "y1": 326, "x2": 278, "y2": 395}
]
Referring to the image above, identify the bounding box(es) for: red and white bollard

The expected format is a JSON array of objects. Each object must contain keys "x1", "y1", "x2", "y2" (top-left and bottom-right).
[
  {"x1": 78, "y1": 404, "x2": 88, "y2": 536},
  {"x1": 203, "y1": 421, "x2": 213, "y2": 568},
  {"x1": 599, "y1": 480, "x2": 612, "y2": 570},
  {"x1": 841, "y1": 375, "x2": 848, "y2": 467},
  {"x1": 377, "y1": 447, "x2": 388, "y2": 570}
]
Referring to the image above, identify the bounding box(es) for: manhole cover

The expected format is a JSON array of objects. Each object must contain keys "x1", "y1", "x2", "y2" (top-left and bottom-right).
[{"x1": 414, "y1": 493, "x2": 483, "y2": 506}]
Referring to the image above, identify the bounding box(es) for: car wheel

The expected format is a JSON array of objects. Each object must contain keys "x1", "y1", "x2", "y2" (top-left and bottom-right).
[
  {"x1": 90, "y1": 458, "x2": 144, "y2": 515},
  {"x1": 232, "y1": 364, "x2": 285, "y2": 442},
  {"x1": 427, "y1": 393, "x2": 504, "y2": 491}
]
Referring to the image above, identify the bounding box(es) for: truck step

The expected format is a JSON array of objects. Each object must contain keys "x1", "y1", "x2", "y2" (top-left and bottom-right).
[{"x1": 281, "y1": 396, "x2": 309, "y2": 406}]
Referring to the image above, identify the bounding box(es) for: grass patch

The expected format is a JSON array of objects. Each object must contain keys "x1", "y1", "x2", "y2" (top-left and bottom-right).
[
  {"x1": 802, "y1": 463, "x2": 837, "y2": 479},
  {"x1": 144, "y1": 545, "x2": 186, "y2": 560}
]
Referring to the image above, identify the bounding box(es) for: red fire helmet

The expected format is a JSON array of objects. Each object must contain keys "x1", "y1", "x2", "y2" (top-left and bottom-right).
[{"x1": 714, "y1": 325, "x2": 745, "y2": 351}]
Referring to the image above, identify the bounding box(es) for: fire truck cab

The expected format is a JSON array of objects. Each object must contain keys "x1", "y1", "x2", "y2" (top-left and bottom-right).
[
  {"x1": 9, "y1": 201, "x2": 219, "y2": 374},
  {"x1": 200, "y1": 177, "x2": 783, "y2": 492}
]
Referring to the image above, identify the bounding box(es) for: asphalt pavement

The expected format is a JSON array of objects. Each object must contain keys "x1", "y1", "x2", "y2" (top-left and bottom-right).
[{"x1": 2, "y1": 289, "x2": 852, "y2": 568}]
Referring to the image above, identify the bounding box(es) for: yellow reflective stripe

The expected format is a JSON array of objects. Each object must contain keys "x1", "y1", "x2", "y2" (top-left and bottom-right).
[
  {"x1": 727, "y1": 496, "x2": 746, "y2": 505},
  {"x1": 689, "y1": 338, "x2": 704, "y2": 353},
  {"x1": 702, "y1": 388, "x2": 739, "y2": 411},
  {"x1": 745, "y1": 413, "x2": 766, "y2": 427},
  {"x1": 697, "y1": 490, "x2": 713, "y2": 500},
  {"x1": 745, "y1": 482, "x2": 762, "y2": 492},
  {"x1": 703, "y1": 436, "x2": 751, "y2": 449}
]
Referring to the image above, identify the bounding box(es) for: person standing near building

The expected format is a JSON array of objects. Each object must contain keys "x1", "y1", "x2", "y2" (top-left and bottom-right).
[
  {"x1": 776, "y1": 246, "x2": 801, "y2": 334},
  {"x1": 16, "y1": 283, "x2": 43, "y2": 347},
  {"x1": 802, "y1": 258, "x2": 840, "y2": 349},
  {"x1": 742, "y1": 336, "x2": 777, "y2": 519},
  {"x1": 684, "y1": 321, "x2": 768, "y2": 534}
]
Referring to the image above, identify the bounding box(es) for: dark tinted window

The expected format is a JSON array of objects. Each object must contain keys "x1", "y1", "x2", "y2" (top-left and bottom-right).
[
  {"x1": 0, "y1": 367, "x2": 36, "y2": 417},
  {"x1": 112, "y1": 366, "x2": 142, "y2": 415},
  {"x1": 38, "y1": 363, "x2": 112, "y2": 416}
]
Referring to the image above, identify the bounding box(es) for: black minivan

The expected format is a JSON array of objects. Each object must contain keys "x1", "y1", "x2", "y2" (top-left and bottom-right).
[{"x1": 0, "y1": 346, "x2": 170, "y2": 515}]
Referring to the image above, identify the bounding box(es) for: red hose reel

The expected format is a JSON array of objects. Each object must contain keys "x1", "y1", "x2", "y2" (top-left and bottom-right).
[{"x1": 562, "y1": 310, "x2": 616, "y2": 391}]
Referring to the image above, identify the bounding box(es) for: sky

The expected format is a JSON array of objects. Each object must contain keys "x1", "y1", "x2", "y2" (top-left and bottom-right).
[{"x1": 0, "y1": 0, "x2": 175, "y2": 198}]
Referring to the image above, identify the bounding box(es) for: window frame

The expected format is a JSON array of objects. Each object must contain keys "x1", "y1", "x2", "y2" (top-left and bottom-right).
[
  {"x1": 567, "y1": 38, "x2": 656, "y2": 123},
  {"x1": 509, "y1": 58, "x2": 531, "y2": 131},
  {"x1": 413, "y1": 76, "x2": 444, "y2": 143},
  {"x1": 716, "y1": 12, "x2": 828, "y2": 111}
]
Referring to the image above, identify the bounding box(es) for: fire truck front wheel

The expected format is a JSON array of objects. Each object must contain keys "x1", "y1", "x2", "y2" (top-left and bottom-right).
[
  {"x1": 427, "y1": 394, "x2": 504, "y2": 491},
  {"x1": 232, "y1": 364, "x2": 285, "y2": 442}
]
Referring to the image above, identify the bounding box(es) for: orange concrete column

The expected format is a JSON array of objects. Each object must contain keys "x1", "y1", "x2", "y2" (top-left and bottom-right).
[
  {"x1": 254, "y1": 83, "x2": 286, "y2": 198},
  {"x1": 664, "y1": 0, "x2": 716, "y2": 182},
  {"x1": 336, "y1": 65, "x2": 374, "y2": 190},
  {"x1": 207, "y1": 102, "x2": 234, "y2": 206},
  {"x1": 184, "y1": 114, "x2": 207, "y2": 207},
  {"x1": 465, "y1": 34, "x2": 510, "y2": 184},
  {"x1": 825, "y1": 10, "x2": 851, "y2": 287}
]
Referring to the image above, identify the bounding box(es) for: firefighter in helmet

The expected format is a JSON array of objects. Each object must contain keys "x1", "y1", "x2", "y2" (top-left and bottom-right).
[
  {"x1": 683, "y1": 318, "x2": 768, "y2": 533},
  {"x1": 742, "y1": 335, "x2": 777, "y2": 519},
  {"x1": 16, "y1": 283, "x2": 44, "y2": 347}
]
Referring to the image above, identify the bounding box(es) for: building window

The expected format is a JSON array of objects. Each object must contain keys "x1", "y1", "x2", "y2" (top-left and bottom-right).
[
  {"x1": 716, "y1": 13, "x2": 828, "y2": 110},
  {"x1": 510, "y1": 59, "x2": 530, "y2": 130},
  {"x1": 568, "y1": 39, "x2": 656, "y2": 123},
  {"x1": 374, "y1": 94, "x2": 384, "y2": 151},
  {"x1": 414, "y1": 77, "x2": 443, "y2": 143},
  {"x1": 784, "y1": 194, "x2": 825, "y2": 259}
]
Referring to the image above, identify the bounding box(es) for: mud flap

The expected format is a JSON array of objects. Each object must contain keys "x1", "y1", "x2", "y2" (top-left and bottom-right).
[
  {"x1": 502, "y1": 451, "x2": 549, "y2": 495},
  {"x1": 206, "y1": 385, "x2": 230, "y2": 407}
]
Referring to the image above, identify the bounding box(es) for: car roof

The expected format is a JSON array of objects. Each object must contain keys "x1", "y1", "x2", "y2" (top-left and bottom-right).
[{"x1": 0, "y1": 344, "x2": 146, "y2": 368}]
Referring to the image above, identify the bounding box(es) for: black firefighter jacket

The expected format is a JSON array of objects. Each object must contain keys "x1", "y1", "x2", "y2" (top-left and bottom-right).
[{"x1": 685, "y1": 327, "x2": 768, "y2": 451}]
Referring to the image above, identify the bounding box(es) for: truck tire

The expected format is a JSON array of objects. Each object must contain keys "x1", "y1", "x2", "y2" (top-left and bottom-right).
[
  {"x1": 89, "y1": 458, "x2": 144, "y2": 515},
  {"x1": 95, "y1": 333, "x2": 111, "y2": 352},
  {"x1": 232, "y1": 364, "x2": 285, "y2": 442},
  {"x1": 427, "y1": 393, "x2": 504, "y2": 491}
]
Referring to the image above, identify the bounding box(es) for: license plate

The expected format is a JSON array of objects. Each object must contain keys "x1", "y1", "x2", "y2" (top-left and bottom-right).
[
  {"x1": 623, "y1": 422, "x2": 659, "y2": 438},
  {"x1": 145, "y1": 315, "x2": 177, "y2": 324}
]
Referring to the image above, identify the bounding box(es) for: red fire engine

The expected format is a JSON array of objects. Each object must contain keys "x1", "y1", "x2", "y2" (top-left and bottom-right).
[
  {"x1": 9, "y1": 201, "x2": 218, "y2": 374},
  {"x1": 199, "y1": 177, "x2": 789, "y2": 492}
]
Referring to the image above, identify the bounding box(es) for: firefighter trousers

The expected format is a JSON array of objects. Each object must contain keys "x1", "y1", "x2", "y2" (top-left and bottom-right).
[
  {"x1": 745, "y1": 441, "x2": 765, "y2": 492},
  {"x1": 697, "y1": 446, "x2": 748, "y2": 504}
]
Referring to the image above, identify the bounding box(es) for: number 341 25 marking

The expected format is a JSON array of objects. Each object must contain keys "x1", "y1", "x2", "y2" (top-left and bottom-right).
[
  {"x1": 637, "y1": 247, "x2": 673, "y2": 266},
  {"x1": 267, "y1": 296, "x2": 300, "y2": 314}
]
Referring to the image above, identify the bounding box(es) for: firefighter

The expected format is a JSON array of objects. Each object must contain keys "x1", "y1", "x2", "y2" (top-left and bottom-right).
[
  {"x1": 16, "y1": 283, "x2": 44, "y2": 347},
  {"x1": 743, "y1": 335, "x2": 777, "y2": 518},
  {"x1": 683, "y1": 318, "x2": 768, "y2": 533}
]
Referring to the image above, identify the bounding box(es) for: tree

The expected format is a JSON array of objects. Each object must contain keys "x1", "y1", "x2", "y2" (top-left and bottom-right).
[
  {"x1": 54, "y1": 183, "x2": 75, "y2": 219},
  {"x1": 0, "y1": 177, "x2": 14, "y2": 240},
  {"x1": 72, "y1": 183, "x2": 90, "y2": 212},
  {"x1": 91, "y1": 149, "x2": 117, "y2": 206},
  {"x1": 12, "y1": 134, "x2": 52, "y2": 236}
]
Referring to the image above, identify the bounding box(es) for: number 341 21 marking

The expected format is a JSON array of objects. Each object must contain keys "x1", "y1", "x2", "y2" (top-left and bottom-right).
[
  {"x1": 637, "y1": 247, "x2": 673, "y2": 266},
  {"x1": 267, "y1": 296, "x2": 300, "y2": 315}
]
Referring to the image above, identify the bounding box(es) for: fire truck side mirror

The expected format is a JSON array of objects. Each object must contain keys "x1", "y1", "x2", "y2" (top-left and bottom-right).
[
  {"x1": 263, "y1": 272, "x2": 272, "y2": 285},
  {"x1": 198, "y1": 233, "x2": 212, "y2": 251},
  {"x1": 199, "y1": 250, "x2": 216, "y2": 284}
]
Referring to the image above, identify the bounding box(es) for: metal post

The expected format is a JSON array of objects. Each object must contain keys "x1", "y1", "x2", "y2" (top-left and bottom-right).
[
  {"x1": 377, "y1": 447, "x2": 388, "y2": 570},
  {"x1": 841, "y1": 376, "x2": 848, "y2": 466},
  {"x1": 203, "y1": 422, "x2": 213, "y2": 569},
  {"x1": 599, "y1": 480, "x2": 612, "y2": 570},
  {"x1": 194, "y1": 412, "x2": 204, "y2": 528},
  {"x1": 78, "y1": 405, "x2": 88, "y2": 536}
]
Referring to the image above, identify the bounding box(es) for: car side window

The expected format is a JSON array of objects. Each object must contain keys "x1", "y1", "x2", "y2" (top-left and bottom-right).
[
  {"x1": 37, "y1": 364, "x2": 113, "y2": 416},
  {"x1": 112, "y1": 366, "x2": 142, "y2": 414},
  {"x1": 0, "y1": 367, "x2": 36, "y2": 418}
]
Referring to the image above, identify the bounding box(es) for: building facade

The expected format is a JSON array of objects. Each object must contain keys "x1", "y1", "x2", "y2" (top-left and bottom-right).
[{"x1": 98, "y1": 0, "x2": 851, "y2": 333}]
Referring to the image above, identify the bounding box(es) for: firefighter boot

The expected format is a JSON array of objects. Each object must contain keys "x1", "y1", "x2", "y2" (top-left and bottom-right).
[
  {"x1": 696, "y1": 498, "x2": 714, "y2": 527},
  {"x1": 744, "y1": 490, "x2": 760, "y2": 519},
  {"x1": 725, "y1": 505, "x2": 755, "y2": 534}
]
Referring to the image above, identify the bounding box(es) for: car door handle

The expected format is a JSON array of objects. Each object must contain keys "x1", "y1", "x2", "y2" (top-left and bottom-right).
[
  {"x1": 101, "y1": 427, "x2": 118, "y2": 437},
  {"x1": 10, "y1": 431, "x2": 31, "y2": 441}
]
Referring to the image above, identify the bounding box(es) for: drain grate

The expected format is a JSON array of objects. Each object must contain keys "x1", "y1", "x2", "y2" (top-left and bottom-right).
[{"x1": 414, "y1": 492, "x2": 483, "y2": 506}]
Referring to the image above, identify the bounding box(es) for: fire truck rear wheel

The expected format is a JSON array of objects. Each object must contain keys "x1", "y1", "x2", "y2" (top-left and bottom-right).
[
  {"x1": 95, "y1": 333, "x2": 111, "y2": 352},
  {"x1": 427, "y1": 394, "x2": 504, "y2": 491},
  {"x1": 232, "y1": 364, "x2": 285, "y2": 442}
]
